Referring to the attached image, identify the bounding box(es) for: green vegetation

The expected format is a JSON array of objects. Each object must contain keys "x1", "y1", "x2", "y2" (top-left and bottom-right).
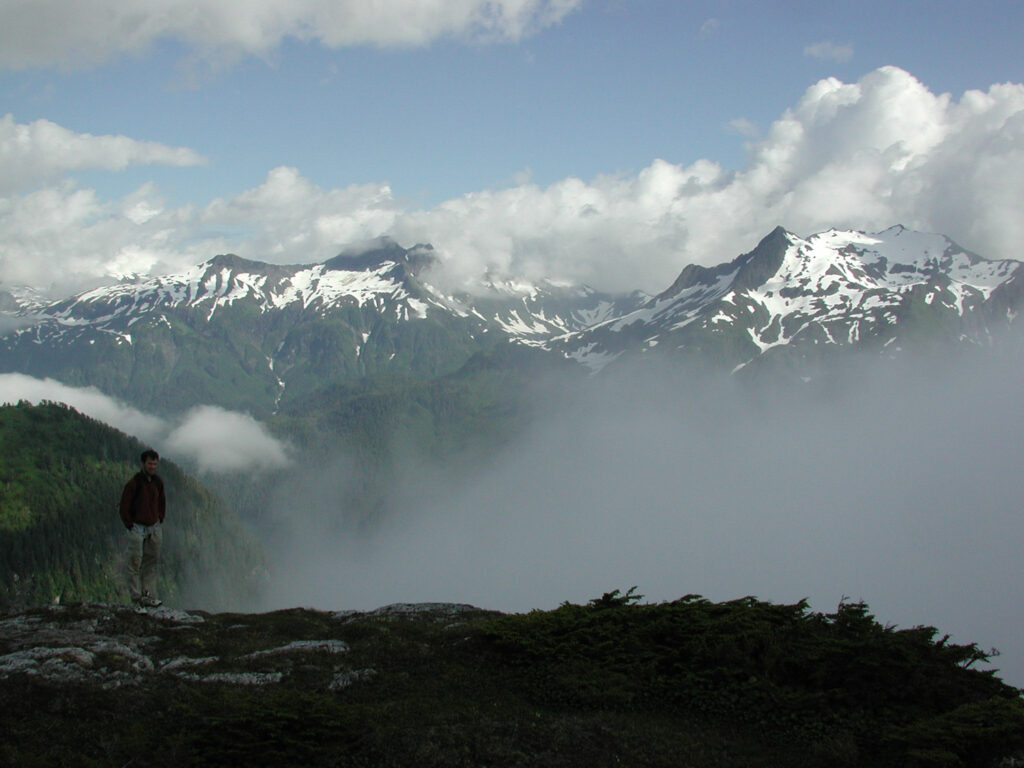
[
  {"x1": 275, "y1": 342, "x2": 562, "y2": 451},
  {"x1": 0, "y1": 401, "x2": 267, "y2": 609},
  {"x1": 0, "y1": 595, "x2": 1020, "y2": 767},
  {"x1": 1, "y1": 294, "x2": 509, "y2": 419},
  {"x1": 483, "y1": 589, "x2": 1024, "y2": 766}
]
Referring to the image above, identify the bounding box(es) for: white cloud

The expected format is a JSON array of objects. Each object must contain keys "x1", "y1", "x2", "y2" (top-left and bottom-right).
[
  {"x1": 396, "y1": 67, "x2": 1024, "y2": 292},
  {"x1": 2, "y1": 66, "x2": 1023, "y2": 298},
  {"x1": 199, "y1": 166, "x2": 400, "y2": 259},
  {"x1": 389, "y1": 161, "x2": 701, "y2": 292},
  {"x1": 0, "y1": 116, "x2": 205, "y2": 292},
  {"x1": 0, "y1": 164, "x2": 398, "y2": 296},
  {"x1": 804, "y1": 40, "x2": 854, "y2": 63},
  {"x1": 165, "y1": 405, "x2": 292, "y2": 473},
  {"x1": 726, "y1": 117, "x2": 759, "y2": 138},
  {"x1": 698, "y1": 18, "x2": 720, "y2": 39},
  {"x1": 0, "y1": 374, "x2": 291, "y2": 473},
  {"x1": 0, "y1": 114, "x2": 206, "y2": 195},
  {"x1": 0, "y1": 373, "x2": 167, "y2": 444},
  {"x1": 0, "y1": 0, "x2": 583, "y2": 70}
]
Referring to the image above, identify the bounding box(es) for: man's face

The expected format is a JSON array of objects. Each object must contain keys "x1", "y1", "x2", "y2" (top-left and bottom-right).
[{"x1": 142, "y1": 458, "x2": 159, "y2": 476}]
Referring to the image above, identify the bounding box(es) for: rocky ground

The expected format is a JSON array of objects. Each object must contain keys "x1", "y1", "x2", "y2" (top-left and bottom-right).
[
  {"x1": 0, "y1": 601, "x2": 479, "y2": 691},
  {"x1": 2, "y1": 597, "x2": 1022, "y2": 768}
]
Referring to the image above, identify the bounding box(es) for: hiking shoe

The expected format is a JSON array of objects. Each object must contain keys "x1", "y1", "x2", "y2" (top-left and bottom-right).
[{"x1": 139, "y1": 592, "x2": 162, "y2": 608}]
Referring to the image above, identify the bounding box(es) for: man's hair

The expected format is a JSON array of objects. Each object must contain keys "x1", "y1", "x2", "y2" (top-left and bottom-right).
[{"x1": 140, "y1": 449, "x2": 160, "y2": 463}]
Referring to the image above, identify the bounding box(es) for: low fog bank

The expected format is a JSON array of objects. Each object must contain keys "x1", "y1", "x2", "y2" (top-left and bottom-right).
[{"x1": 264, "y1": 344, "x2": 1024, "y2": 686}]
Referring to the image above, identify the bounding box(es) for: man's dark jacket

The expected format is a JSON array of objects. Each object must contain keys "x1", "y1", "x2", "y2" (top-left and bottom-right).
[{"x1": 119, "y1": 472, "x2": 166, "y2": 530}]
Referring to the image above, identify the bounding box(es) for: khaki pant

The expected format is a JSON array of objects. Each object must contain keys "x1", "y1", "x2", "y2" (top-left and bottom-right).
[{"x1": 125, "y1": 523, "x2": 163, "y2": 601}]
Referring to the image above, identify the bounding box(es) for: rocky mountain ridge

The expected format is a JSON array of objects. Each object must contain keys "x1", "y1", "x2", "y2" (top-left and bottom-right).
[
  {"x1": 551, "y1": 225, "x2": 1023, "y2": 373},
  {"x1": 1, "y1": 226, "x2": 1020, "y2": 414}
]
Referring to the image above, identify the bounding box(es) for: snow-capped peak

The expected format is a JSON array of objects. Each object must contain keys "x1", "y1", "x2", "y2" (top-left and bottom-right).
[{"x1": 546, "y1": 225, "x2": 1022, "y2": 372}]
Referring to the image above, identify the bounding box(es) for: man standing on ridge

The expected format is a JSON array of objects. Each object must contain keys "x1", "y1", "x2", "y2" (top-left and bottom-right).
[{"x1": 119, "y1": 449, "x2": 166, "y2": 608}]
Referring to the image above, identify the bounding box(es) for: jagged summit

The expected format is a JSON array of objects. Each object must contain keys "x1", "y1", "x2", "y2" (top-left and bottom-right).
[
  {"x1": 195, "y1": 242, "x2": 437, "y2": 278},
  {"x1": 325, "y1": 237, "x2": 436, "y2": 274},
  {"x1": 732, "y1": 225, "x2": 794, "y2": 291},
  {"x1": 204, "y1": 253, "x2": 269, "y2": 271},
  {"x1": 657, "y1": 226, "x2": 795, "y2": 300}
]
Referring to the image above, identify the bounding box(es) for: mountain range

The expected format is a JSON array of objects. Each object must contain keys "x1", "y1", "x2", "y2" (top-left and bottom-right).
[
  {"x1": 1, "y1": 226, "x2": 1020, "y2": 416},
  {"x1": 551, "y1": 225, "x2": 1022, "y2": 375}
]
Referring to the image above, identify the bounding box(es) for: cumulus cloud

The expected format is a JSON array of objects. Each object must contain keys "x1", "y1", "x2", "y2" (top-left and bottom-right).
[
  {"x1": 165, "y1": 405, "x2": 292, "y2": 473},
  {"x1": 0, "y1": 114, "x2": 206, "y2": 195},
  {"x1": 0, "y1": 0, "x2": 583, "y2": 69},
  {"x1": 0, "y1": 374, "x2": 290, "y2": 473},
  {"x1": 199, "y1": 167, "x2": 400, "y2": 260},
  {"x1": 396, "y1": 67, "x2": 1024, "y2": 291},
  {"x1": 804, "y1": 40, "x2": 854, "y2": 63},
  {"x1": 726, "y1": 117, "x2": 759, "y2": 138},
  {"x1": 420, "y1": 66, "x2": 1023, "y2": 292},
  {"x1": 0, "y1": 162, "x2": 399, "y2": 296},
  {"x1": 2, "y1": 66, "x2": 1023, "y2": 297}
]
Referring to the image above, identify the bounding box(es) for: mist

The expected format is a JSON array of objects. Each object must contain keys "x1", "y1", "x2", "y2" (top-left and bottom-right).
[{"x1": 264, "y1": 344, "x2": 1024, "y2": 687}]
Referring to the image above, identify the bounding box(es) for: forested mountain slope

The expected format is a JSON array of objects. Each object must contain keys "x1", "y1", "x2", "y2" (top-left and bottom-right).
[{"x1": 0, "y1": 402, "x2": 266, "y2": 609}]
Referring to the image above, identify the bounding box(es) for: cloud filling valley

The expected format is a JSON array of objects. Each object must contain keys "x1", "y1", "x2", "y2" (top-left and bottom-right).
[{"x1": 263, "y1": 346, "x2": 1024, "y2": 687}]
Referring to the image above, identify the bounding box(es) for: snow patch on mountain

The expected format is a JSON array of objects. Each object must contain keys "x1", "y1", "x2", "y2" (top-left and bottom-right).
[
  {"x1": 270, "y1": 262, "x2": 425, "y2": 316},
  {"x1": 2, "y1": 227, "x2": 1020, "y2": 384},
  {"x1": 552, "y1": 226, "x2": 1022, "y2": 371}
]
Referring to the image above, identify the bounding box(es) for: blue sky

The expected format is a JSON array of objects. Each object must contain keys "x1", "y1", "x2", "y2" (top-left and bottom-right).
[{"x1": 1, "y1": 0, "x2": 1022, "y2": 296}]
